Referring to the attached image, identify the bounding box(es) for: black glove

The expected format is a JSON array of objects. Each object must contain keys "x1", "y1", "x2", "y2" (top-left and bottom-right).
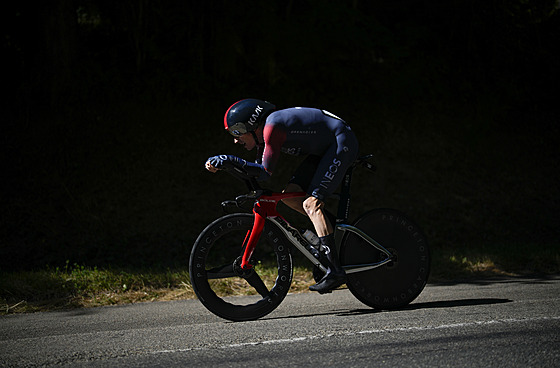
[
  {"x1": 205, "y1": 155, "x2": 271, "y2": 181},
  {"x1": 206, "y1": 155, "x2": 234, "y2": 169}
]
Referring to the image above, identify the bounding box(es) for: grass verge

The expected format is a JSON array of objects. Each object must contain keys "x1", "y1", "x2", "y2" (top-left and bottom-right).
[
  {"x1": 1, "y1": 243, "x2": 558, "y2": 315},
  {"x1": 429, "y1": 243, "x2": 560, "y2": 281},
  {"x1": 0, "y1": 261, "x2": 315, "y2": 315}
]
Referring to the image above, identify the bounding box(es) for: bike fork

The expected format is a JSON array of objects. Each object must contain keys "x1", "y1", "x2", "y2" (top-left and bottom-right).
[{"x1": 240, "y1": 207, "x2": 266, "y2": 269}]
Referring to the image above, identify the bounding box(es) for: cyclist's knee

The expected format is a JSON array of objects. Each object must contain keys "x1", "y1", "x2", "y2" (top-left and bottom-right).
[{"x1": 303, "y1": 196, "x2": 324, "y2": 218}]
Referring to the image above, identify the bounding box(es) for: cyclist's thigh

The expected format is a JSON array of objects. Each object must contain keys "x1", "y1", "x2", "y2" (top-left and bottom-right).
[
  {"x1": 283, "y1": 183, "x2": 305, "y2": 193},
  {"x1": 309, "y1": 139, "x2": 357, "y2": 200},
  {"x1": 281, "y1": 183, "x2": 307, "y2": 214},
  {"x1": 288, "y1": 155, "x2": 321, "y2": 194}
]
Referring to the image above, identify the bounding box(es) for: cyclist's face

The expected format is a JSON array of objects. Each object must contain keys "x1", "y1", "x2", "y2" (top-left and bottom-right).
[{"x1": 234, "y1": 133, "x2": 256, "y2": 151}]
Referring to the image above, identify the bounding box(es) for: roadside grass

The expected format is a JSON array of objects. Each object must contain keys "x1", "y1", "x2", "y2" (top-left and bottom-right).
[
  {"x1": 1, "y1": 243, "x2": 558, "y2": 315},
  {"x1": 0, "y1": 262, "x2": 193, "y2": 314},
  {"x1": 429, "y1": 243, "x2": 560, "y2": 281},
  {"x1": 0, "y1": 262, "x2": 315, "y2": 315}
]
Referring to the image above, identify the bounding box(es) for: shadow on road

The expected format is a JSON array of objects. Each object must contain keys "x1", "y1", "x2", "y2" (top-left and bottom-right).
[
  {"x1": 405, "y1": 297, "x2": 512, "y2": 310},
  {"x1": 263, "y1": 298, "x2": 512, "y2": 320},
  {"x1": 429, "y1": 274, "x2": 559, "y2": 287},
  {"x1": 337, "y1": 298, "x2": 512, "y2": 317}
]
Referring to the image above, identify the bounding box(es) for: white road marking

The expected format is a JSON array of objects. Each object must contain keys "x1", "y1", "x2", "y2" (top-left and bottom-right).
[{"x1": 150, "y1": 316, "x2": 560, "y2": 354}]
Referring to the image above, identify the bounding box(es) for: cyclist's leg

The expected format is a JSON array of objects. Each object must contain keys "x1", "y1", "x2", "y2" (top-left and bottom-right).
[
  {"x1": 307, "y1": 130, "x2": 358, "y2": 292},
  {"x1": 308, "y1": 130, "x2": 359, "y2": 203},
  {"x1": 282, "y1": 153, "x2": 341, "y2": 235},
  {"x1": 306, "y1": 131, "x2": 358, "y2": 236},
  {"x1": 302, "y1": 196, "x2": 332, "y2": 236}
]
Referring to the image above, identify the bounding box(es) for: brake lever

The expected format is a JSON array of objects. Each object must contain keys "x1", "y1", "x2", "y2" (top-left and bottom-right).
[
  {"x1": 236, "y1": 190, "x2": 264, "y2": 204},
  {"x1": 221, "y1": 190, "x2": 263, "y2": 212},
  {"x1": 221, "y1": 200, "x2": 238, "y2": 208}
]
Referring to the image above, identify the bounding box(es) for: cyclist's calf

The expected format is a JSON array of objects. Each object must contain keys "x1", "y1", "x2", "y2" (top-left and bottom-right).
[{"x1": 303, "y1": 197, "x2": 333, "y2": 237}]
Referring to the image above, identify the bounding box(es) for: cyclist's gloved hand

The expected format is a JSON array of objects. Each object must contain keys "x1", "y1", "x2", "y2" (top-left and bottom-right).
[
  {"x1": 206, "y1": 155, "x2": 250, "y2": 172},
  {"x1": 206, "y1": 155, "x2": 231, "y2": 170},
  {"x1": 205, "y1": 155, "x2": 271, "y2": 181}
]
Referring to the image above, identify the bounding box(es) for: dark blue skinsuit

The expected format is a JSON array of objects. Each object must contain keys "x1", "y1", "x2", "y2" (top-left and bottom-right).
[{"x1": 257, "y1": 107, "x2": 359, "y2": 200}]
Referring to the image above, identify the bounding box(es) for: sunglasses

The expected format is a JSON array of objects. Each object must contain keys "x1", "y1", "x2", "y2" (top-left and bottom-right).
[{"x1": 227, "y1": 122, "x2": 248, "y2": 137}]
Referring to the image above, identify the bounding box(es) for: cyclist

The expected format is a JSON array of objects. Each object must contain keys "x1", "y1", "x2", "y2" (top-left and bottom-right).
[{"x1": 205, "y1": 99, "x2": 359, "y2": 293}]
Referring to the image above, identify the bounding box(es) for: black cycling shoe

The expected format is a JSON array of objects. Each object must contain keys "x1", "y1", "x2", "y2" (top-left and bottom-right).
[
  {"x1": 309, "y1": 233, "x2": 346, "y2": 294},
  {"x1": 309, "y1": 272, "x2": 346, "y2": 294}
]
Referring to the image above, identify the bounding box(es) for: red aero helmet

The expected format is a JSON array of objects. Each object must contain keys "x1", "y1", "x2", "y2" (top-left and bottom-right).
[{"x1": 224, "y1": 99, "x2": 276, "y2": 137}]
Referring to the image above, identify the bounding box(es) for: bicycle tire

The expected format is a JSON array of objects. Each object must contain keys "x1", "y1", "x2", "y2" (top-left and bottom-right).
[
  {"x1": 340, "y1": 208, "x2": 430, "y2": 309},
  {"x1": 189, "y1": 213, "x2": 293, "y2": 321}
]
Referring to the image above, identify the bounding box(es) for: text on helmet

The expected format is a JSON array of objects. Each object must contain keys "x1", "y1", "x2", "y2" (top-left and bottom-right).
[{"x1": 248, "y1": 105, "x2": 264, "y2": 126}]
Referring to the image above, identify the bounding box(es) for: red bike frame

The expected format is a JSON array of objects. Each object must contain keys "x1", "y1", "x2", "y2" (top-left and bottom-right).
[{"x1": 240, "y1": 191, "x2": 307, "y2": 269}]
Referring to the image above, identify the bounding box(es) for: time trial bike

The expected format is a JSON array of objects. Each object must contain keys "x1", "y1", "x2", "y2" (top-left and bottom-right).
[{"x1": 189, "y1": 154, "x2": 430, "y2": 321}]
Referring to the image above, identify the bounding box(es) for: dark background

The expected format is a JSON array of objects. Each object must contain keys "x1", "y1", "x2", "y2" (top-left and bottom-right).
[{"x1": 2, "y1": 0, "x2": 559, "y2": 272}]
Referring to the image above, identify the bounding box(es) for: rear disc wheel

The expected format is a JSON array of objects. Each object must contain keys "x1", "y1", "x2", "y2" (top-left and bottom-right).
[{"x1": 340, "y1": 209, "x2": 430, "y2": 309}]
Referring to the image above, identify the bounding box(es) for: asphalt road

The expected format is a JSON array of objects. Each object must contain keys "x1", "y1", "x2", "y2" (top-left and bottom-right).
[{"x1": 1, "y1": 275, "x2": 559, "y2": 367}]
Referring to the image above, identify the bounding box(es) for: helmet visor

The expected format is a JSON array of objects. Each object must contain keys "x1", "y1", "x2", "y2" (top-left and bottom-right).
[{"x1": 227, "y1": 122, "x2": 248, "y2": 137}]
